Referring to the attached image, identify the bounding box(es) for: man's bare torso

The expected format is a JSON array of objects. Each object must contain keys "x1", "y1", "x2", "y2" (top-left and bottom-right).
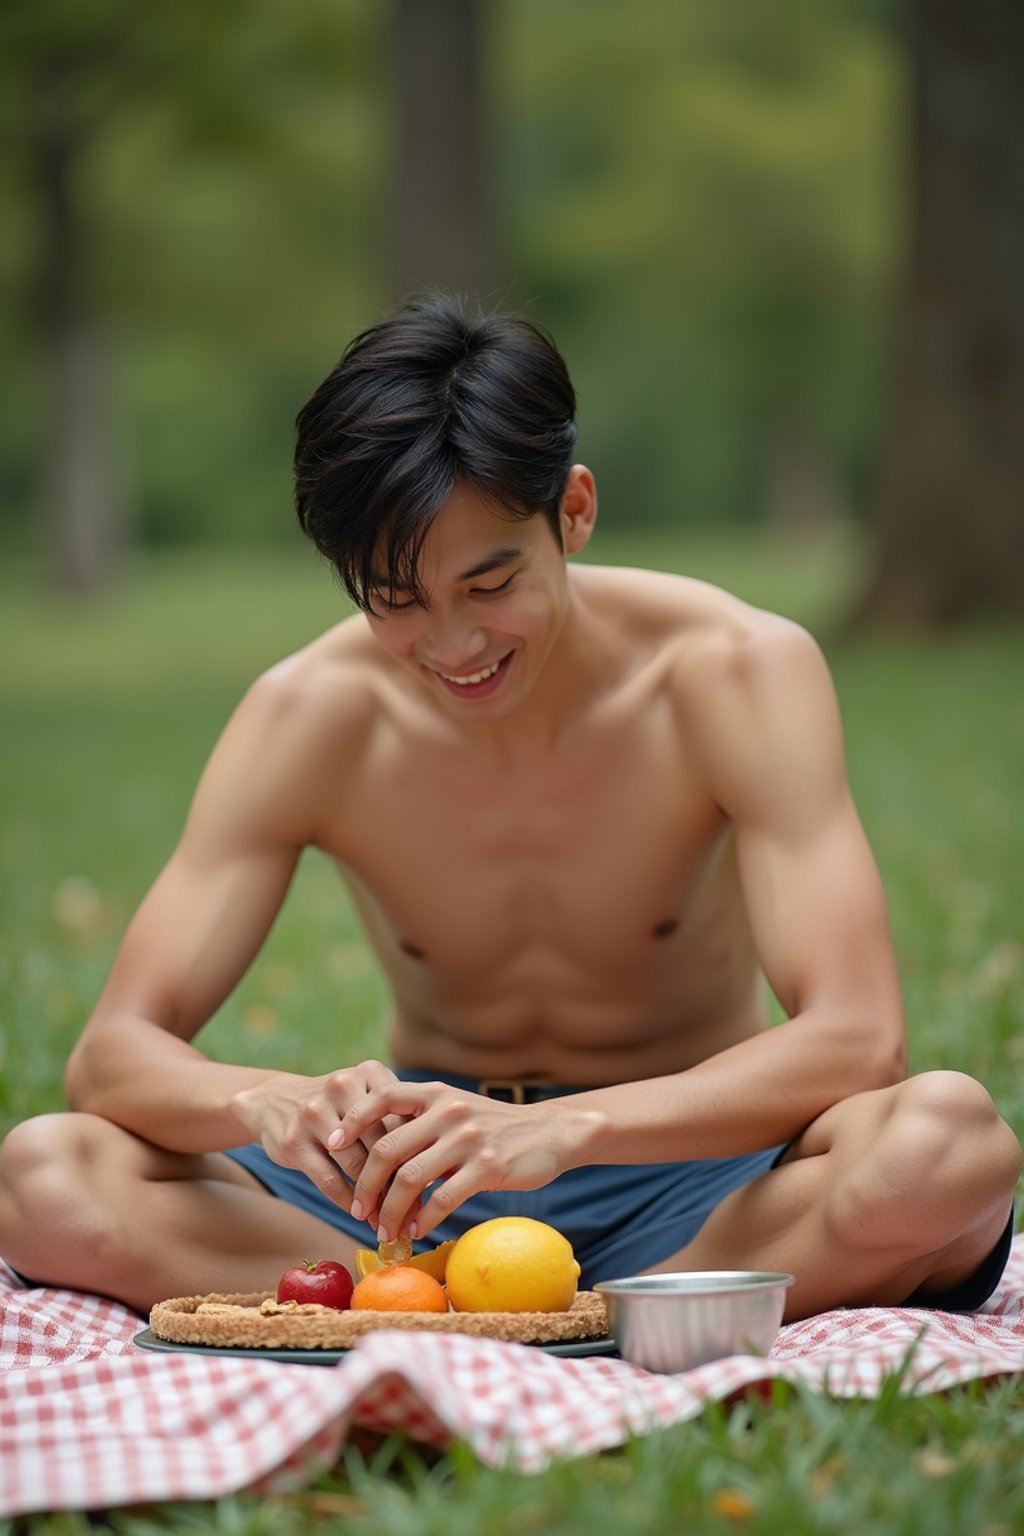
[{"x1": 277, "y1": 564, "x2": 771, "y2": 1085}]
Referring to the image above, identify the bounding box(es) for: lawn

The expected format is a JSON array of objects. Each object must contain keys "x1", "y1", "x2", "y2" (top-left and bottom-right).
[{"x1": 1, "y1": 528, "x2": 1022, "y2": 1533}]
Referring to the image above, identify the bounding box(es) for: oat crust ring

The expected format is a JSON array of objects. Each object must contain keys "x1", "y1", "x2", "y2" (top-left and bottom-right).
[{"x1": 149, "y1": 1290, "x2": 608, "y2": 1350}]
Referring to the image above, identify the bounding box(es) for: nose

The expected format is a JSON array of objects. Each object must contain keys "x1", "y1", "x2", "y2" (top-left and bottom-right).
[{"x1": 422, "y1": 608, "x2": 488, "y2": 673}]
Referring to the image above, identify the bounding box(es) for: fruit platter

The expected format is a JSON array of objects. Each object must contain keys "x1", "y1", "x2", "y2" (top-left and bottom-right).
[{"x1": 146, "y1": 1218, "x2": 610, "y2": 1352}]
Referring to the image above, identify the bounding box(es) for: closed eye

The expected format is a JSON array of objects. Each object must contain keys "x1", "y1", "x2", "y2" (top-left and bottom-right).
[
  {"x1": 470, "y1": 574, "x2": 515, "y2": 597},
  {"x1": 369, "y1": 590, "x2": 419, "y2": 614}
]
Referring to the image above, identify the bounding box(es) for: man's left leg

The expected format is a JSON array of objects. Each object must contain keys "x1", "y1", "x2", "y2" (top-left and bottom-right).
[{"x1": 647, "y1": 1071, "x2": 1021, "y2": 1320}]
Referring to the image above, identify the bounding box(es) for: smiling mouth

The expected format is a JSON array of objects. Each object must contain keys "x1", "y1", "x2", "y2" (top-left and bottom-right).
[
  {"x1": 432, "y1": 651, "x2": 513, "y2": 696},
  {"x1": 440, "y1": 658, "x2": 503, "y2": 686}
]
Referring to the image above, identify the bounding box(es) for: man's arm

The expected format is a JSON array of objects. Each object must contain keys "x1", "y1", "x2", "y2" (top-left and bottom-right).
[
  {"x1": 64, "y1": 666, "x2": 395, "y2": 1202},
  {"x1": 562, "y1": 613, "x2": 908, "y2": 1161},
  {"x1": 65, "y1": 670, "x2": 309, "y2": 1146},
  {"x1": 332, "y1": 614, "x2": 908, "y2": 1240}
]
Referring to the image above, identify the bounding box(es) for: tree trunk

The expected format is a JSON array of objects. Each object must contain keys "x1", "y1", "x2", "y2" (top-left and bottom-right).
[
  {"x1": 857, "y1": 0, "x2": 1024, "y2": 625},
  {"x1": 389, "y1": 0, "x2": 495, "y2": 301},
  {"x1": 34, "y1": 55, "x2": 125, "y2": 596}
]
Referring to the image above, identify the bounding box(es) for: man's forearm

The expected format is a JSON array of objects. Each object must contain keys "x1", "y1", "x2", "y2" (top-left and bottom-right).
[
  {"x1": 562, "y1": 1010, "x2": 906, "y2": 1169},
  {"x1": 64, "y1": 1014, "x2": 278, "y2": 1154}
]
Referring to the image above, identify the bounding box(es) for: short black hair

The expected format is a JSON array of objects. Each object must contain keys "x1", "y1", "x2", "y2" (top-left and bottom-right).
[{"x1": 293, "y1": 293, "x2": 578, "y2": 610}]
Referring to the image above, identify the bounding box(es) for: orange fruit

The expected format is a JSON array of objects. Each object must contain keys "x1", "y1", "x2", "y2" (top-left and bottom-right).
[
  {"x1": 350, "y1": 1266, "x2": 449, "y2": 1313},
  {"x1": 445, "y1": 1217, "x2": 580, "y2": 1313},
  {"x1": 354, "y1": 1237, "x2": 457, "y2": 1283}
]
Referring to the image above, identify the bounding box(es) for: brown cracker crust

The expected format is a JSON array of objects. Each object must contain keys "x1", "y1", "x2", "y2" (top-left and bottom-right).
[{"x1": 149, "y1": 1289, "x2": 608, "y2": 1350}]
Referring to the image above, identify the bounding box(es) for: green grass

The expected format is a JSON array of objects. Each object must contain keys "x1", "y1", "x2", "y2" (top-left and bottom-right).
[{"x1": 2, "y1": 530, "x2": 1023, "y2": 1535}]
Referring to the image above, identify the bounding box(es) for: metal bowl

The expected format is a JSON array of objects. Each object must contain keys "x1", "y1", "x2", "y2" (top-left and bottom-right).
[{"x1": 594, "y1": 1270, "x2": 794, "y2": 1374}]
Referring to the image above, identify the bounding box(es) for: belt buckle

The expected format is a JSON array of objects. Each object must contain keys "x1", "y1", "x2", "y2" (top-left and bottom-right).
[{"x1": 477, "y1": 1078, "x2": 527, "y2": 1105}]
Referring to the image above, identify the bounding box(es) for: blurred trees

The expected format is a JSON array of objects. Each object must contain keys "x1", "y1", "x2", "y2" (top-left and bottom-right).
[
  {"x1": 0, "y1": 0, "x2": 896, "y2": 581},
  {"x1": 858, "y1": 0, "x2": 1024, "y2": 623},
  {"x1": 497, "y1": 2, "x2": 897, "y2": 538},
  {"x1": 390, "y1": 0, "x2": 494, "y2": 298},
  {"x1": 10, "y1": 1, "x2": 143, "y2": 593},
  {"x1": 3, "y1": 0, "x2": 1021, "y2": 622},
  {"x1": 0, "y1": 0, "x2": 382, "y2": 589}
]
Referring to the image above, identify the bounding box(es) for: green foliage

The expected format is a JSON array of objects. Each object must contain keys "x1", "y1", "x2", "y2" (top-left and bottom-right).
[
  {"x1": 0, "y1": 0, "x2": 384, "y2": 547},
  {"x1": 0, "y1": 1, "x2": 900, "y2": 551},
  {"x1": 498, "y1": 0, "x2": 901, "y2": 525}
]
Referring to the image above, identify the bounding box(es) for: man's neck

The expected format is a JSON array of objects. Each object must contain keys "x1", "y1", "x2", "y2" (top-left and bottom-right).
[{"x1": 454, "y1": 568, "x2": 615, "y2": 760}]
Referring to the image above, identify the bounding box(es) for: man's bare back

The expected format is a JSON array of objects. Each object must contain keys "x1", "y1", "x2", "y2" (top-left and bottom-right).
[{"x1": 0, "y1": 295, "x2": 1016, "y2": 1319}]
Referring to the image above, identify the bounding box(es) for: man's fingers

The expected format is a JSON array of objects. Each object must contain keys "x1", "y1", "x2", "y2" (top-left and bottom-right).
[
  {"x1": 362, "y1": 1060, "x2": 401, "y2": 1092},
  {"x1": 327, "y1": 1138, "x2": 368, "y2": 1185},
  {"x1": 410, "y1": 1168, "x2": 481, "y2": 1241},
  {"x1": 329, "y1": 1085, "x2": 417, "y2": 1151},
  {"x1": 371, "y1": 1144, "x2": 464, "y2": 1239},
  {"x1": 373, "y1": 1135, "x2": 499, "y2": 1241},
  {"x1": 323, "y1": 1082, "x2": 491, "y2": 1238},
  {"x1": 345, "y1": 1110, "x2": 410, "y2": 1154},
  {"x1": 349, "y1": 1116, "x2": 440, "y2": 1226},
  {"x1": 281, "y1": 1144, "x2": 360, "y2": 1216}
]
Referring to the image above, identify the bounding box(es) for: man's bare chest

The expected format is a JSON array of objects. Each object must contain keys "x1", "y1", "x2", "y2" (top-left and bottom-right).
[{"x1": 327, "y1": 717, "x2": 728, "y2": 977}]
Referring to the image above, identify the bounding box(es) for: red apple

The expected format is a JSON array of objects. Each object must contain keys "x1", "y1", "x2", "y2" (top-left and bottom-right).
[{"x1": 276, "y1": 1259, "x2": 354, "y2": 1311}]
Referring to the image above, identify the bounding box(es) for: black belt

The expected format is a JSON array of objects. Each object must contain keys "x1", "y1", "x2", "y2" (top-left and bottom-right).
[{"x1": 475, "y1": 1078, "x2": 574, "y2": 1105}]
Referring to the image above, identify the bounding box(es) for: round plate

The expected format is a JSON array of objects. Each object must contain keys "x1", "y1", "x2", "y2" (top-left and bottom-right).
[{"x1": 133, "y1": 1326, "x2": 617, "y2": 1366}]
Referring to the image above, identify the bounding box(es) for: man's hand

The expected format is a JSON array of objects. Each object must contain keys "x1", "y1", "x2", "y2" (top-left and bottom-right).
[
  {"x1": 327, "y1": 1080, "x2": 575, "y2": 1240},
  {"x1": 230, "y1": 1059, "x2": 403, "y2": 1212}
]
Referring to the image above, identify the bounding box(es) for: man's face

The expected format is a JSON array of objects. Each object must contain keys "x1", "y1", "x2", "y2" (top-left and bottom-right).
[{"x1": 364, "y1": 480, "x2": 579, "y2": 723}]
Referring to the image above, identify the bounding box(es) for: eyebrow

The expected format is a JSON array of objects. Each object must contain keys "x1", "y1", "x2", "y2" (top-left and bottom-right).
[
  {"x1": 456, "y1": 545, "x2": 525, "y2": 582},
  {"x1": 369, "y1": 545, "x2": 525, "y2": 595}
]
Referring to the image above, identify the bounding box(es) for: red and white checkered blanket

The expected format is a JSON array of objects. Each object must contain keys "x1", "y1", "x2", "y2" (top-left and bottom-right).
[{"x1": 2, "y1": 1240, "x2": 1023, "y2": 1517}]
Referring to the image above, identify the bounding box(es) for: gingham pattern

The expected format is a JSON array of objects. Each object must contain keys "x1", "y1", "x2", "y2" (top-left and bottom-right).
[{"x1": 2, "y1": 1239, "x2": 1022, "y2": 1516}]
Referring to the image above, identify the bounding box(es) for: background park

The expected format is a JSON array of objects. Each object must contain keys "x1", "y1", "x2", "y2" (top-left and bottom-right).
[{"x1": 1, "y1": 1, "x2": 1023, "y2": 1531}]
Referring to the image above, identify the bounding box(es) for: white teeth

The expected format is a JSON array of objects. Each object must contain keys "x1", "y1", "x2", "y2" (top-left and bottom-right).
[{"x1": 441, "y1": 659, "x2": 502, "y2": 686}]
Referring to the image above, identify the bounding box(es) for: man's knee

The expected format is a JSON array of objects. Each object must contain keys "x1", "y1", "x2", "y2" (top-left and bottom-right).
[
  {"x1": 2, "y1": 1110, "x2": 104, "y2": 1180},
  {"x1": 826, "y1": 1071, "x2": 1020, "y2": 1250},
  {"x1": 887, "y1": 1070, "x2": 1020, "y2": 1199},
  {"x1": 2, "y1": 1113, "x2": 72, "y2": 1193},
  {"x1": 0, "y1": 1113, "x2": 119, "y2": 1257}
]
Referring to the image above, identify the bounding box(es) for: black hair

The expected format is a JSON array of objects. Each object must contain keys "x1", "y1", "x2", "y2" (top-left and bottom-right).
[{"x1": 293, "y1": 293, "x2": 578, "y2": 610}]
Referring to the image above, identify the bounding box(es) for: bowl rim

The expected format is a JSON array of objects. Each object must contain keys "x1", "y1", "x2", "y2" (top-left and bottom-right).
[{"x1": 594, "y1": 1270, "x2": 795, "y2": 1297}]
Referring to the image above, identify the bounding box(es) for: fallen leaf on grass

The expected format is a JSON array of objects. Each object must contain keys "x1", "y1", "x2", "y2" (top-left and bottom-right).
[
  {"x1": 913, "y1": 1446, "x2": 957, "y2": 1478},
  {"x1": 972, "y1": 942, "x2": 1022, "y2": 998},
  {"x1": 809, "y1": 1452, "x2": 845, "y2": 1496},
  {"x1": 711, "y1": 1488, "x2": 754, "y2": 1520},
  {"x1": 272, "y1": 1490, "x2": 367, "y2": 1520},
  {"x1": 243, "y1": 1003, "x2": 280, "y2": 1038},
  {"x1": 51, "y1": 876, "x2": 109, "y2": 941}
]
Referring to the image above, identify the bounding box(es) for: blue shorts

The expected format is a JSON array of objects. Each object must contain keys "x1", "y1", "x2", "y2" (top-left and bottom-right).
[{"x1": 224, "y1": 1069, "x2": 785, "y2": 1288}]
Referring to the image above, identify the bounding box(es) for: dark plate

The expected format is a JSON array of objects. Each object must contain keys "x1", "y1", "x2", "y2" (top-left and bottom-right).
[{"x1": 133, "y1": 1326, "x2": 618, "y2": 1366}]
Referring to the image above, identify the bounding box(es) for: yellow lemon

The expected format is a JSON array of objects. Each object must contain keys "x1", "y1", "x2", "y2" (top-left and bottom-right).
[
  {"x1": 354, "y1": 1237, "x2": 457, "y2": 1282},
  {"x1": 445, "y1": 1217, "x2": 581, "y2": 1313}
]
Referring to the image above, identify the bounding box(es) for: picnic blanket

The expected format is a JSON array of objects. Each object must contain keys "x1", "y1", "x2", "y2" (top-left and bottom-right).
[{"x1": 2, "y1": 1239, "x2": 1023, "y2": 1518}]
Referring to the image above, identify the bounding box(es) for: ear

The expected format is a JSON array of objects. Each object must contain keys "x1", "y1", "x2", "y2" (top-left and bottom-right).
[{"x1": 559, "y1": 465, "x2": 598, "y2": 556}]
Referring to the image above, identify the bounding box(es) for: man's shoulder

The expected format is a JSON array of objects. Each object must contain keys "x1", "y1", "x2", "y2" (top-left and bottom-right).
[
  {"x1": 579, "y1": 562, "x2": 819, "y2": 682},
  {"x1": 645, "y1": 585, "x2": 843, "y2": 815},
  {"x1": 211, "y1": 616, "x2": 388, "y2": 802},
  {"x1": 189, "y1": 615, "x2": 396, "y2": 853},
  {"x1": 240, "y1": 613, "x2": 386, "y2": 733}
]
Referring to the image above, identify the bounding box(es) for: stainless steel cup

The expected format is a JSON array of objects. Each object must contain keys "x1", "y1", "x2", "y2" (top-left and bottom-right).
[{"x1": 595, "y1": 1270, "x2": 794, "y2": 1374}]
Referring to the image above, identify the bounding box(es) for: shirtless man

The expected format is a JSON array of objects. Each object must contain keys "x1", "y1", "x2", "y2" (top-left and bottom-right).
[{"x1": 0, "y1": 296, "x2": 1018, "y2": 1321}]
